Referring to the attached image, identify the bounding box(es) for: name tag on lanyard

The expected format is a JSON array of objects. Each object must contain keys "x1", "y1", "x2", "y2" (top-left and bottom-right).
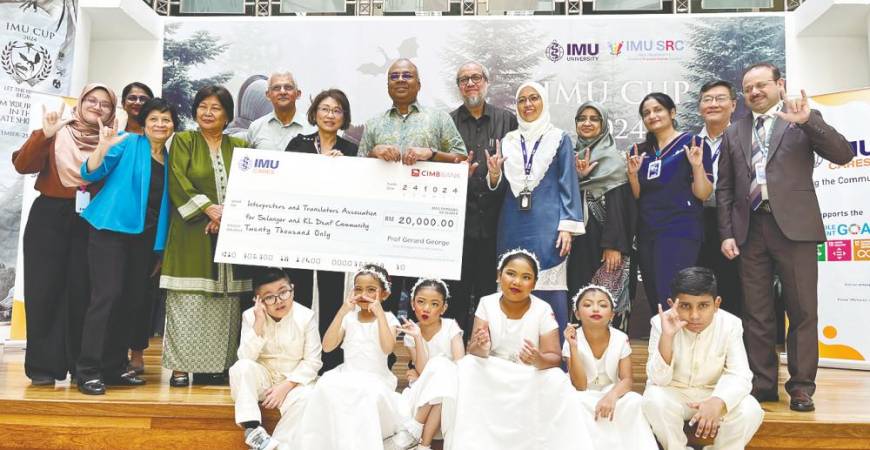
[
  {"x1": 75, "y1": 187, "x2": 90, "y2": 213},
  {"x1": 518, "y1": 134, "x2": 543, "y2": 211},
  {"x1": 647, "y1": 159, "x2": 662, "y2": 180},
  {"x1": 753, "y1": 117, "x2": 775, "y2": 186}
]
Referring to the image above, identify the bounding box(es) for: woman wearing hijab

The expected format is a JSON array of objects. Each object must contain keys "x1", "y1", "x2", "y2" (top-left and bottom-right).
[
  {"x1": 12, "y1": 83, "x2": 117, "y2": 386},
  {"x1": 488, "y1": 81, "x2": 584, "y2": 336},
  {"x1": 567, "y1": 102, "x2": 637, "y2": 331}
]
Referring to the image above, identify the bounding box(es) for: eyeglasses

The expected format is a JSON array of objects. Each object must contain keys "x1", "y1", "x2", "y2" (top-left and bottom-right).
[
  {"x1": 700, "y1": 95, "x2": 733, "y2": 105},
  {"x1": 575, "y1": 115, "x2": 602, "y2": 124},
  {"x1": 388, "y1": 72, "x2": 416, "y2": 82},
  {"x1": 516, "y1": 94, "x2": 542, "y2": 105},
  {"x1": 742, "y1": 80, "x2": 777, "y2": 95},
  {"x1": 269, "y1": 84, "x2": 297, "y2": 93},
  {"x1": 260, "y1": 287, "x2": 294, "y2": 306},
  {"x1": 457, "y1": 74, "x2": 486, "y2": 86},
  {"x1": 125, "y1": 95, "x2": 150, "y2": 104},
  {"x1": 83, "y1": 96, "x2": 113, "y2": 111},
  {"x1": 317, "y1": 106, "x2": 344, "y2": 116}
]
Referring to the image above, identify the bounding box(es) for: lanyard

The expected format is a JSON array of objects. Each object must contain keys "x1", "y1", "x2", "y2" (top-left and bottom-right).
[
  {"x1": 653, "y1": 132, "x2": 685, "y2": 160},
  {"x1": 752, "y1": 116, "x2": 776, "y2": 159},
  {"x1": 520, "y1": 134, "x2": 544, "y2": 176}
]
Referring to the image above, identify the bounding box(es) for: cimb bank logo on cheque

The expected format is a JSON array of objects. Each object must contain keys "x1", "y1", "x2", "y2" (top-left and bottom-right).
[
  {"x1": 410, "y1": 168, "x2": 460, "y2": 179},
  {"x1": 239, "y1": 155, "x2": 280, "y2": 174}
]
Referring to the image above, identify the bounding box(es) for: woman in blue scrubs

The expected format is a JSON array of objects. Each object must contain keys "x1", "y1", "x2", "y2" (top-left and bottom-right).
[{"x1": 627, "y1": 92, "x2": 713, "y2": 311}]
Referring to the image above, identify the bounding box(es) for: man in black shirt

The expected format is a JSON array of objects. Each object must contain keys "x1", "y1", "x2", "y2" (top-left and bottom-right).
[{"x1": 448, "y1": 62, "x2": 518, "y2": 338}]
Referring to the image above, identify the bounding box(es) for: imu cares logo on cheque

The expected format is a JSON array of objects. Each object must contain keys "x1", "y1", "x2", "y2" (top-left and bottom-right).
[{"x1": 239, "y1": 155, "x2": 280, "y2": 175}]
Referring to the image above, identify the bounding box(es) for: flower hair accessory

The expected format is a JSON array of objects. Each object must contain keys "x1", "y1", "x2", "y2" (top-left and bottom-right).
[
  {"x1": 354, "y1": 265, "x2": 392, "y2": 292},
  {"x1": 497, "y1": 248, "x2": 541, "y2": 274},
  {"x1": 411, "y1": 278, "x2": 451, "y2": 299},
  {"x1": 571, "y1": 284, "x2": 616, "y2": 310}
]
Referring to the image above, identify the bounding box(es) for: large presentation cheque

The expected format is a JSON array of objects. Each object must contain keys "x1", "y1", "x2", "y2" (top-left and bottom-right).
[{"x1": 214, "y1": 149, "x2": 469, "y2": 279}]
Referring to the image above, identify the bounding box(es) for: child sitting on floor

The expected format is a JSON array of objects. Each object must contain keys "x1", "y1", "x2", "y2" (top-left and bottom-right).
[
  {"x1": 229, "y1": 268, "x2": 323, "y2": 450},
  {"x1": 563, "y1": 285, "x2": 657, "y2": 450},
  {"x1": 642, "y1": 266, "x2": 764, "y2": 450}
]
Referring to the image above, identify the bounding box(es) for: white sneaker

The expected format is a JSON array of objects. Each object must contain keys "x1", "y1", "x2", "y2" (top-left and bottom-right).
[{"x1": 244, "y1": 426, "x2": 280, "y2": 450}]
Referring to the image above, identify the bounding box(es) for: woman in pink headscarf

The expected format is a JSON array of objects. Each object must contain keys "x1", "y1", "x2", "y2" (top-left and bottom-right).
[{"x1": 12, "y1": 83, "x2": 117, "y2": 387}]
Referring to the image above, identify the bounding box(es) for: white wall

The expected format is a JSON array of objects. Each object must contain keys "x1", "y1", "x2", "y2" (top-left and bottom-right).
[
  {"x1": 788, "y1": 36, "x2": 870, "y2": 95},
  {"x1": 87, "y1": 39, "x2": 164, "y2": 97}
]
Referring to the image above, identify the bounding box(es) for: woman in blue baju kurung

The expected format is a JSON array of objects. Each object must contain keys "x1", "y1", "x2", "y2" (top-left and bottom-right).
[
  {"x1": 489, "y1": 81, "x2": 584, "y2": 336},
  {"x1": 626, "y1": 92, "x2": 714, "y2": 311}
]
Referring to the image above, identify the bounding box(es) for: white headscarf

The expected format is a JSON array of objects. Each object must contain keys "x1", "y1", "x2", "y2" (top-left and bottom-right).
[{"x1": 502, "y1": 81, "x2": 564, "y2": 197}]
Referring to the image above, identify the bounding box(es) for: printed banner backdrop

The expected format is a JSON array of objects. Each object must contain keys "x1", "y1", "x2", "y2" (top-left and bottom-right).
[
  {"x1": 0, "y1": 0, "x2": 78, "y2": 325},
  {"x1": 161, "y1": 15, "x2": 786, "y2": 147},
  {"x1": 811, "y1": 88, "x2": 870, "y2": 370}
]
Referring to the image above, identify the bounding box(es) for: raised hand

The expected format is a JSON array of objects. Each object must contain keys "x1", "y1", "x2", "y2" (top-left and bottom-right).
[
  {"x1": 658, "y1": 299, "x2": 688, "y2": 337},
  {"x1": 340, "y1": 293, "x2": 359, "y2": 313},
  {"x1": 575, "y1": 147, "x2": 599, "y2": 178},
  {"x1": 465, "y1": 150, "x2": 480, "y2": 178},
  {"x1": 486, "y1": 140, "x2": 505, "y2": 186},
  {"x1": 627, "y1": 144, "x2": 644, "y2": 176},
  {"x1": 252, "y1": 296, "x2": 267, "y2": 336},
  {"x1": 564, "y1": 324, "x2": 579, "y2": 347},
  {"x1": 685, "y1": 136, "x2": 704, "y2": 168},
  {"x1": 398, "y1": 317, "x2": 422, "y2": 338},
  {"x1": 97, "y1": 118, "x2": 128, "y2": 148},
  {"x1": 775, "y1": 89, "x2": 811, "y2": 125},
  {"x1": 41, "y1": 103, "x2": 73, "y2": 138}
]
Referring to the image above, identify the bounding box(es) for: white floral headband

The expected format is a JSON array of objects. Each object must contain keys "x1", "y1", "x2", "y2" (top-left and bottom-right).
[
  {"x1": 354, "y1": 266, "x2": 392, "y2": 292},
  {"x1": 497, "y1": 248, "x2": 541, "y2": 274},
  {"x1": 411, "y1": 278, "x2": 451, "y2": 300},
  {"x1": 571, "y1": 284, "x2": 616, "y2": 310}
]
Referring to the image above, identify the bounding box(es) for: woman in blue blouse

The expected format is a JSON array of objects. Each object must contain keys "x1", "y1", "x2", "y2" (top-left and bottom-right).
[
  {"x1": 627, "y1": 92, "x2": 713, "y2": 311},
  {"x1": 490, "y1": 81, "x2": 584, "y2": 336},
  {"x1": 74, "y1": 98, "x2": 175, "y2": 395}
]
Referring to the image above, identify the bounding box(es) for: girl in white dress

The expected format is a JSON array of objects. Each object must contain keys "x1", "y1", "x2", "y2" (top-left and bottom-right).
[
  {"x1": 563, "y1": 285, "x2": 657, "y2": 450},
  {"x1": 293, "y1": 264, "x2": 404, "y2": 450},
  {"x1": 395, "y1": 278, "x2": 465, "y2": 450},
  {"x1": 451, "y1": 249, "x2": 591, "y2": 450}
]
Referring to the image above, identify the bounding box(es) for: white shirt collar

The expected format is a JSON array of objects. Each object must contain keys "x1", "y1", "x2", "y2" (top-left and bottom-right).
[{"x1": 752, "y1": 101, "x2": 783, "y2": 122}]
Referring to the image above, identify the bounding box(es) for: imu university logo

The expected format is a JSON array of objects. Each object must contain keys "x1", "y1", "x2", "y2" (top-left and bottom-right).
[
  {"x1": 1, "y1": 41, "x2": 53, "y2": 87},
  {"x1": 546, "y1": 40, "x2": 565, "y2": 62}
]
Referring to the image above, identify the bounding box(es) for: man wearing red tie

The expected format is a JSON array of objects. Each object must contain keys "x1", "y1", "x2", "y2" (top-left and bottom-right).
[{"x1": 716, "y1": 62, "x2": 854, "y2": 412}]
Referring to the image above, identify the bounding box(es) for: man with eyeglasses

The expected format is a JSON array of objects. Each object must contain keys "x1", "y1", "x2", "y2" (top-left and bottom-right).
[
  {"x1": 716, "y1": 62, "x2": 853, "y2": 412},
  {"x1": 447, "y1": 61, "x2": 517, "y2": 338},
  {"x1": 358, "y1": 58, "x2": 466, "y2": 164},
  {"x1": 243, "y1": 71, "x2": 312, "y2": 151},
  {"x1": 695, "y1": 80, "x2": 743, "y2": 320}
]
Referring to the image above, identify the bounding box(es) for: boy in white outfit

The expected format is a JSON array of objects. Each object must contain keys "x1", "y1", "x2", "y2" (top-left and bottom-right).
[
  {"x1": 642, "y1": 267, "x2": 763, "y2": 450},
  {"x1": 230, "y1": 268, "x2": 323, "y2": 450}
]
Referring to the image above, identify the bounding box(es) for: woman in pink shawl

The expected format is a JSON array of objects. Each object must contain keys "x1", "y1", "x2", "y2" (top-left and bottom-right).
[{"x1": 12, "y1": 83, "x2": 117, "y2": 387}]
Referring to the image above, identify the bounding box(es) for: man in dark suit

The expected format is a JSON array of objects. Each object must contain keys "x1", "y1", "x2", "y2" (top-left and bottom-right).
[{"x1": 716, "y1": 62, "x2": 854, "y2": 412}]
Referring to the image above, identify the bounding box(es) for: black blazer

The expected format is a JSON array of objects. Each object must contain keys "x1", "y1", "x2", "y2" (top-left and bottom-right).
[{"x1": 285, "y1": 132, "x2": 358, "y2": 157}]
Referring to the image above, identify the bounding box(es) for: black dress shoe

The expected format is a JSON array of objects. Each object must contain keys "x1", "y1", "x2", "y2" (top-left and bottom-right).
[
  {"x1": 169, "y1": 372, "x2": 190, "y2": 387},
  {"x1": 751, "y1": 389, "x2": 780, "y2": 403},
  {"x1": 78, "y1": 379, "x2": 106, "y2": 395},
  {"x1": 105, "y1": 370, "x2": 146, "y2": 386},
  {"x1": 192, "y1": 372, "x2": 227, "y2": 386},
  {"x1": 789, "y1": 391, "x2": 815, "y2": 412},
  {"x1": 29, "y1": 373, "x2": 56, "y2": 386}
]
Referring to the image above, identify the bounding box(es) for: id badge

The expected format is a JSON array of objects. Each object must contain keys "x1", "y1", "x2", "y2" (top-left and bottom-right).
[
  {"x1": 647, "y1": 160, "x2": 662, "y2": 180},
  {"x1": 75, "y1": 189, "x2": 90, "y2": 213},
  {"x1": 755, "y1": 163, "x2": 767, "y2": 184},
  {"x1": 518, "y1": 188, "x2": 532, "y2": 211}
]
